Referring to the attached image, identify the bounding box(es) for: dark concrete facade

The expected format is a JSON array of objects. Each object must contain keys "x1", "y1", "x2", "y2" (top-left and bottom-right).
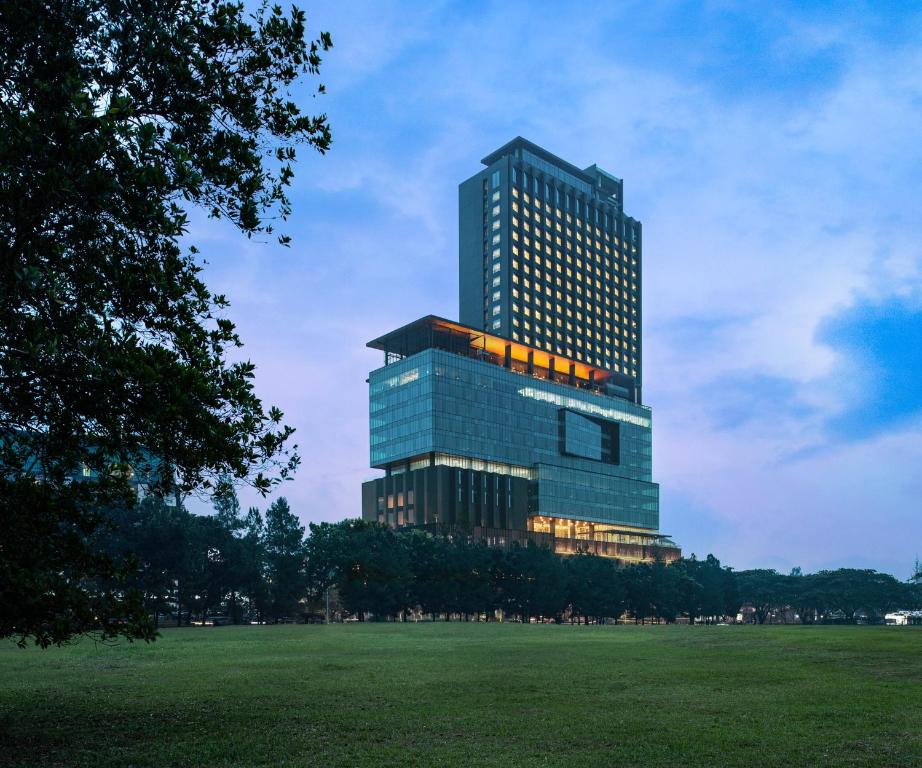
[{"x1": 362, "y1": 464, "x2": 529, "y2": 531}]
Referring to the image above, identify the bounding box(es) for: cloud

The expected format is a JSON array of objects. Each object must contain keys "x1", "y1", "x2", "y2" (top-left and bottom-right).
[{"x1": 817, "y1": 295, "x2": 922, "y2": 438}]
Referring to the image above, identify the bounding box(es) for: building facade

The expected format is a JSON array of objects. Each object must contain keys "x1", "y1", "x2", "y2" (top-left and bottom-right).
[
  {"x1": 459, "y1": 137, "x2": 643, "y2": 402},
  {"x1": 361, "y1": 138, "x2": 676, "y2": 564},
  {"x1": 361, "y1": 316, "x2": 678, "y2": 564}
]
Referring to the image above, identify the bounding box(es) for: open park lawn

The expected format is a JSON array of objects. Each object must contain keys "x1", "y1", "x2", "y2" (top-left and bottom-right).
[{"x1": 1, "y1": 623, "x2": 920, "y2": 767}]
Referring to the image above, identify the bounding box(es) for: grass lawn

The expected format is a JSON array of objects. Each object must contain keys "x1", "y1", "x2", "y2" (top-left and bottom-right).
[{"x1": 1, "y1": 623, "x2": 920, "y2": 767}]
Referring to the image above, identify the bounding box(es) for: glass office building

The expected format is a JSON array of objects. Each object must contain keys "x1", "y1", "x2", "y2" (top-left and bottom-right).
[
  {"x1": 362, "y1": 139, "x2": 677, "y2": 563},
  {"x1": 361, "y1": 316, "x2": 679, "y2": 564},
  {"x1": 459, "y1": 137, "x2": 644, "y2": 403}
]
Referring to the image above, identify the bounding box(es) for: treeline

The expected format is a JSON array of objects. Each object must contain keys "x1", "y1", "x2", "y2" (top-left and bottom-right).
[
  {"x1": 735, "y1": 567, "x2": 921, "y2": 624},
  {"x1": 103, "y1": 500, "x2": 922, "y2": 626},
  {"x1": 305, "y1": 521, "x2": 738, "y2": 623},
  {"x1": 306, "y1": 521, "x2": 920, "y2": 624},
  {"x1": 101, "y1": 494, "x2": 308, "y2": 625}
]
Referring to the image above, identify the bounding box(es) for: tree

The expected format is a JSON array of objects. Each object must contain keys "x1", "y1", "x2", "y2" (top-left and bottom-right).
[
  {"x1": 500, "y1": 543, "x2": 567, "y2": 622},
  {"x1": 214, "y1": 486, "x2": 245, "y2": 535},
  {"x1": 672, "y1": 556, "x2": 704, "y2": 623},
  {"x1": 649, "y1": 560, "x2": 683, "y2": 624},
  {"x1": 1, "y1": 0, "x2": 331, "y2": 646},
  {"x1": 399, "y1": 532, "x2": 494, "y2": 621},
  {"x1": 212, "y1": 487, "x2": 251, "y2": 623},
  {"x1": 405, "y1": 531, "x2": 453, "y2": 619},
  {"x1": 263, "y1": 498, "x2": 307, "y2": 621},
  {"x1": 566, "y1": 554, "x2": 624, "y2": 624},
  {"x1": 453, "y1": 539, "x2": 497, "y2": 619},
  {"x1": 183, "y1": 515, "x2": 233, "y2": 623},
  {"x1": 304, "y1": 519, "x2": 356, "y2": 602},
  {"x1": 788, "y1": 569, "x2": 824, "y2": 624},
  {"x1": 735, "y1": 569, "x2": 787, "y2": 624},
  {"x1": 336, "y1": 524, "x2": 412, "y2": 621},
  {"x1": 699, "y1": 555, "x2": 734, "y2": 622},
  {"x1": 624, "y1": 563, "x2": 654, "y2": 624},
  {"x1": 105, "y1": 496, "x2": 192, "y2": 626},
  {"x1": 240, "y1": 507, "x2": 269, "y2": 623},
  {"x1": 816, "y1": 569, "x2": 905, "y2": 623},
  {"x1": 305, "y1": 519, "x2": 414, "y2": 621}
]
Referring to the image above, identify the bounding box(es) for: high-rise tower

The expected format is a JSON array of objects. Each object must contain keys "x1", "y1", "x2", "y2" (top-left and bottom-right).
[
  {"x1": 459, "y1": 137, "x2": 643, "y2": 402},
  {"x1": 359, "y1": 138, "x2": 678, "y2": 564}
]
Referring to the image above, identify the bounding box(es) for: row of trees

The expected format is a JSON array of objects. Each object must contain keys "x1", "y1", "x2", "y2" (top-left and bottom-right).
[
  {"x1": 101, "y1": 506, "x2": 921, "y2": 630},
  {"x1": 101, "y1": 494, "x2": 308, "y2": 626},
  {"x1": 305, "y1": 521, "x2": 739, "y2": 623},
  {"x1": 307, "y1": 521, "x2": 920, "y2": 624},
  {"x1": 735, "y1": 567, "x2": 921, "y2": 624}
]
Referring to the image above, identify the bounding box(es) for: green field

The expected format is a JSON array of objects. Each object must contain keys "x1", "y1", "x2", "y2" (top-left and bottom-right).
[{"x1": 1, "y1": 624, "x2": 920, "y2": 767}]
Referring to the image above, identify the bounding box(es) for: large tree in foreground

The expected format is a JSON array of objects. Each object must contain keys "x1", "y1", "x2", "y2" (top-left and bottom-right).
[{"x1": 0, "y1": 0, "x2": 331, "y2": 646}]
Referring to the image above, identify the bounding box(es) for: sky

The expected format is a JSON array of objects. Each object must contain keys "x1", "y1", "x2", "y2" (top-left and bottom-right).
[{"x1": 192, "y1": 1, "x2": 922, "y2": 577}]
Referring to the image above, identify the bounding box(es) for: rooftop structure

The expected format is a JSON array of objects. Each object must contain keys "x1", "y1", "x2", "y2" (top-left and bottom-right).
[{"x1": 368, "y1": 315, "x2": 639, "y2": 403}]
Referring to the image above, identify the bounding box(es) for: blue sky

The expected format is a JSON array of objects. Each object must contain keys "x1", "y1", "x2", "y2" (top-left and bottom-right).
[{"x1": 194, "y1": 1, "x2": 922, "y2": 577}]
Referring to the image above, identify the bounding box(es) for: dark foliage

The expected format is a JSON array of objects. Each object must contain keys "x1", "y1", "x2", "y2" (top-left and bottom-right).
[
  {"x1": 305, "y1": 522, "x2": 919, "y2": 625},
  {"x1": 12, "y1": 495, "x2": 920, "y2": 636},
  {"x1": 0, "y1": 0, "x2": 331, "y2": 646},
  {"x1": 735, "y1": 567, "x2": 918, "y2": 624}
]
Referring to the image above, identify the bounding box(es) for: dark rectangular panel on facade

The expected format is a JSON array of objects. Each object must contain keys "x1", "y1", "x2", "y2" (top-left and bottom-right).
[{"x1": 559, "y1": 408, "x2": 620, "y2": 465}]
